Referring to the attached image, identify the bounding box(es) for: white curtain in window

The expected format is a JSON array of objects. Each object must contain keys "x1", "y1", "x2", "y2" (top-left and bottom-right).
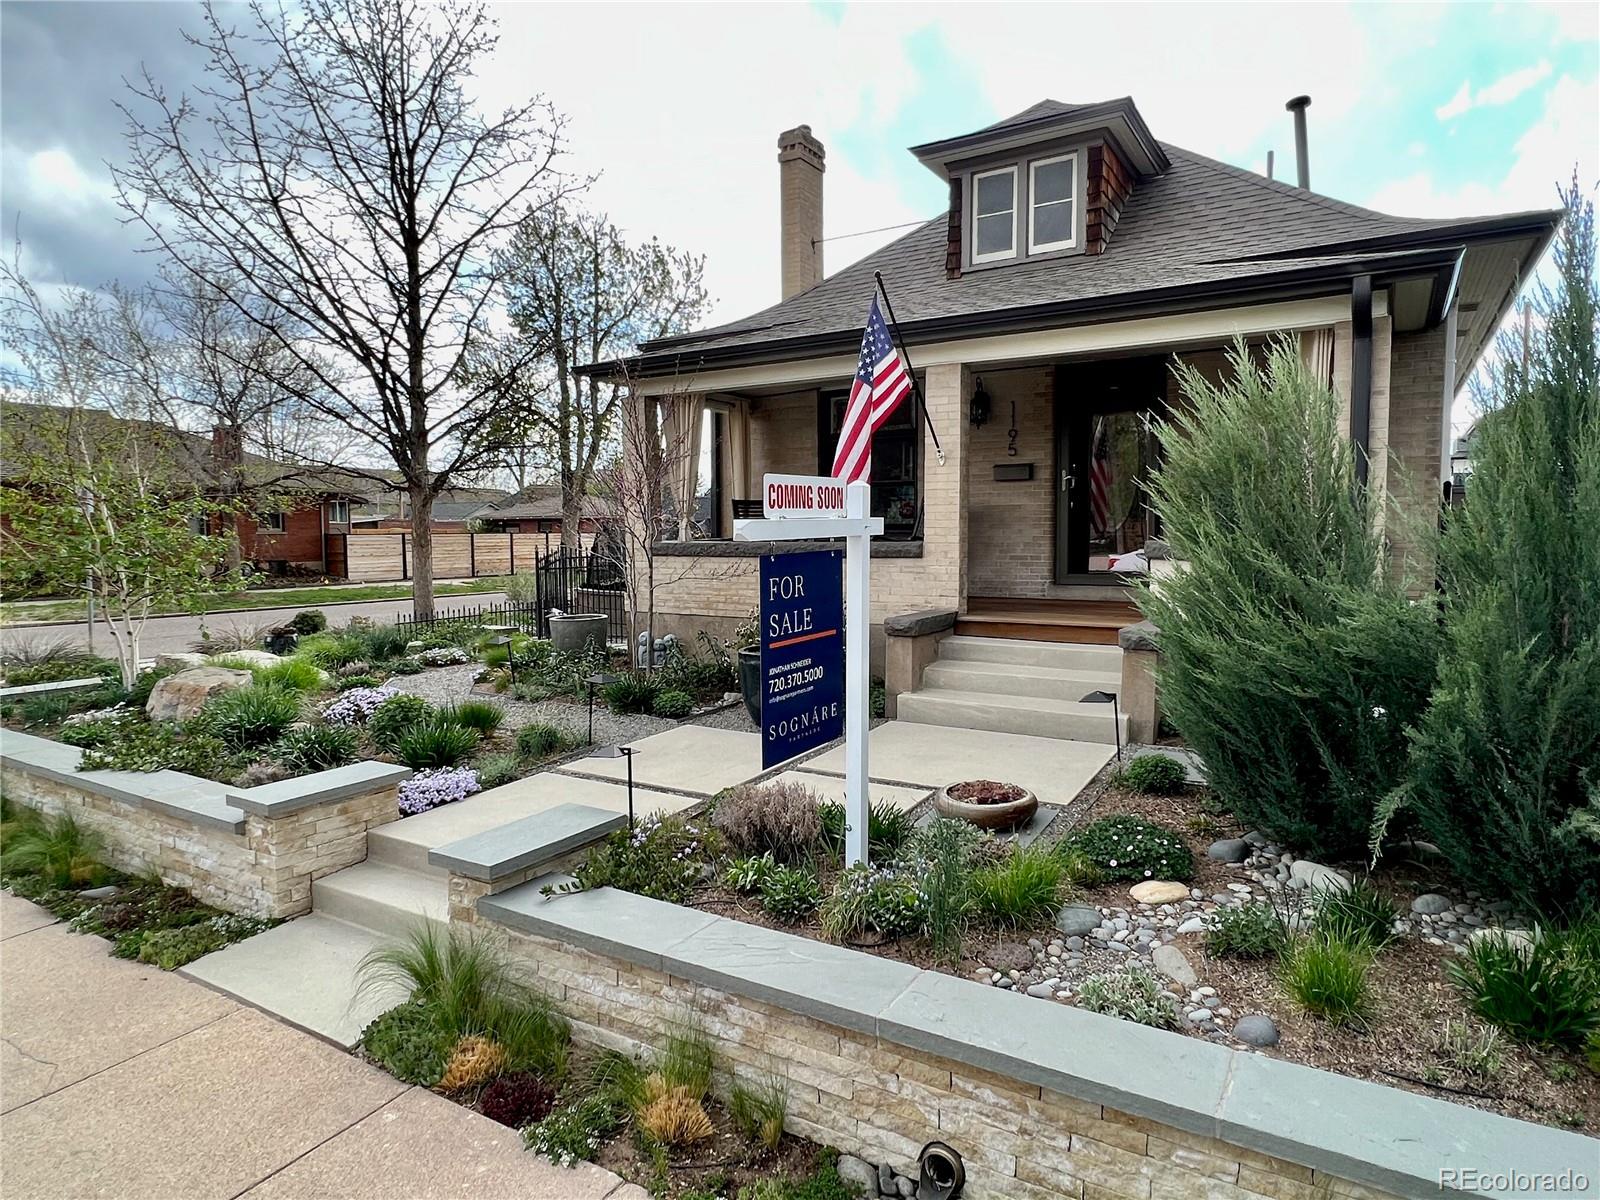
[
  {"x1": 1300, "y1": 327, "x2": 1335, "y2": 387},
  {"x1": 726, "y1": 402, "x2": 751, "y2": 506},
  {"x1": 663, "y1": 394, "x2": 705, "y2": 540}
]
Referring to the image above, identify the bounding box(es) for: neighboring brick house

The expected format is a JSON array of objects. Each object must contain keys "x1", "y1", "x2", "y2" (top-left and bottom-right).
[
  {"x1": 583, "y1": 97, "x2": 1558, "y2": 673},
  {"x1": 469, "y1": 484, "x2": 617, "y2": 550},
  {"x1": 1, "y1": 402, "x2": 364, "y2": 578}
]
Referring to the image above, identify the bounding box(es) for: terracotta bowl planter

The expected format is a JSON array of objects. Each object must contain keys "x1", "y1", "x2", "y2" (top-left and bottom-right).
[{"x1": 933, "y1": 780, "x2": 1038, "y2": 831}]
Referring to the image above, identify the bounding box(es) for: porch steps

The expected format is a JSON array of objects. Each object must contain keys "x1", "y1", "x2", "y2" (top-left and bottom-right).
[
  {"x1": 898, "y1": 635, "x2": 1126, "y2": 745},
  {"x1": 311, "y1": 859, "x2": 448, "y2": 936}
]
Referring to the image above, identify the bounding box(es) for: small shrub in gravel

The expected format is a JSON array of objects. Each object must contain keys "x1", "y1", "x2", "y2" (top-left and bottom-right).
[
  {"x1": 397, "y1": 766, "x2": 481, "y2": 815},
  {"x1": 479, "y1": 1071, "x2": 557, "y2": 1128},
  {"x1": 390, "y1": 657, "x2": 425, "y2": 675},
  {"x1": 713, "y1": 780, "x2": 823, "y2": 864},
  {"x1": 273, "y1": 724, "x2": 359, "y2": 773},
  {"x1": 1205, "y1": 902, "x2": 1285, "y2": 959},
  {"x1": 651, "y1": 688, "x2": 694, "y2": 719},
  {"x1": 322, "y1": 684, "x2": 400, "y2": 725},
  {"x1": 760, "y1": 866, "x2": 822, "y2": 923},
  {"x1": 440, "y1": 699, "x2": 505, "y2": 735},
  {"x1": 1077, "y1": 965, "x2": 1179, "y2": 1028},
  {"x1": 1113, "y1": 754, "x2": 1188, "y2": 795},
  {"x1": 368, "y1": 693, "x2": 433, "y2": 750},
  {"x1": 516, "y1": 722, "x2": 575, "y2": 760},
  {"x1": 1067, "y1": 815, "x2": 1193, "y2": 882},
  {"x1": 295, "y1": 632, "x2": 367, "y2": 669},
  {"x1": 474, "y1": 752, "x2": 522, "y2": 791}
]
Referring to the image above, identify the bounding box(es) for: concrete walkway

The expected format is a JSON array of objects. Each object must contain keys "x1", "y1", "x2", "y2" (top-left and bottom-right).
[{"x1": 0, "y1": 891, "x2": 643, "y2": 1200}]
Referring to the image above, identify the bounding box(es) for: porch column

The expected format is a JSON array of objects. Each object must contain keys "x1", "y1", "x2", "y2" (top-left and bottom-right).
[{"x1": 919, "y1": 362, "x2": 972, "y2": 614}]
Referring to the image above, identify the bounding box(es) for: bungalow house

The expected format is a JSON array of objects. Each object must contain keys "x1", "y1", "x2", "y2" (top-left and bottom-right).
[
  {"x1": 588, "y1": 97, "x2": 1558, "y2": 742},
  {"x1": 469, "y1": 484, "x2": 617, "y2": 550}
]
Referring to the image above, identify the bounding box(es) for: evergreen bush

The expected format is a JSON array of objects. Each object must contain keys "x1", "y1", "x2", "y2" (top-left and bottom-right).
[
  {"x1": 1138, "y1": 338, "x2": 1438, "y2": 857},
  {"x1": 1376, "y1": 183, "x2": 1600, "y2": 915}
]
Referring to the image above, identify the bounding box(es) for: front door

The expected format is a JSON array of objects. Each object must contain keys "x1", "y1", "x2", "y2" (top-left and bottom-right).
[{"x1": 1053, "y1": 358, "x2": 1166, "y2": 582}]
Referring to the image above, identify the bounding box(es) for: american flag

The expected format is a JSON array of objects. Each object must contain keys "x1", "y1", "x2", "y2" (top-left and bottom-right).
[
  {"x1": 1089, "y1": 416, "x2": 1113, "y2": 536},
  {"x1": 831, "y1": 297, "x2": 912, "y2": 484}
]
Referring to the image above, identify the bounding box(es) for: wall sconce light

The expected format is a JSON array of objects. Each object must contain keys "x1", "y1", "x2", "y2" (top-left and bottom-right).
[{"x1": 968, "y1": 378, "x2": 991, "y2": 428}]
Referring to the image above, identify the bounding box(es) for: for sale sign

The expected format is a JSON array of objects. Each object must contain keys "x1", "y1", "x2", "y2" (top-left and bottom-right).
[
  {"x1": 762, "y1": 473, "x2": 847, "y2": 519},
  {"x1": 759, "y1": 548, "x2": 844, "y2": 770}
]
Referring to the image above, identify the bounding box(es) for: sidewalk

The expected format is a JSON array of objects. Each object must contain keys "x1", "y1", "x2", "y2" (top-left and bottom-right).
[{"x1": 0, "y1": 892, "x2": 644, "y2": 1200}]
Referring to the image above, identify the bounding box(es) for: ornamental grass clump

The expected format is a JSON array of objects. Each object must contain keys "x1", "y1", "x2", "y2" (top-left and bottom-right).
[
  {"x1": 272, "y1": 724, "x2": 359, "y2": 773},
  {"x1": 818, "y1": 798, "x2": 915, "y2": 860},
  {"x1": 1280, "y1": 933, "x2": 1371, "y2": 1026},
  {"x1": 439, "y1": 699, "x2": 505, "y2": 735},
  {"x1": 515, "y1": 722, "x2": 576, "y2": 761},
  {"x1": 729, "y1": 1074, "x2": 789, "y2": 1152},
  {"x1": 0, "y1": 811, "x2": 109, "y2": 890},
  {"x1": 819, "y1": 862, "x2": 925, "y2": 941},
  {"x1": 1137, "y1": 337, "x2": 1438, "y2": 858},
  {"x1": 713, "y1": 780, "x2": 824, "y2": 864},
  {"x1": 395, "y1": 715, "x2": 480, "y2": 768},
  {"x1": 969, "y1": 847, "x2": 1065, "y2": 927},
  {"x1": 437, "y1": 1034, "x2": 508, "y2": 1091},
  {"x1": 199, "y1": 685, "x2": 302, "y2": 749},
  {"x1": 1448, "y1": 923, "x2": 1600, "y2": 1047},
  {"x1": 368, "y1": 693, "x2": 434, "y2": 750},
  {"x1": 1312, "y1": 877, "x2": 1398, "y2": 950},
  {"x1": 397, "y1": 766, "x2": 481, "y2": 815}
]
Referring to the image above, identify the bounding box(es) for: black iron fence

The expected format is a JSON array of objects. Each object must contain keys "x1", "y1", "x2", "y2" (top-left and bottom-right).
[
  {"x1": 391, "y1": 600, "x2": 542, "y2": 641},
  {"x1": 534, "y1": 547, "x2": 628, "y2": 643}
]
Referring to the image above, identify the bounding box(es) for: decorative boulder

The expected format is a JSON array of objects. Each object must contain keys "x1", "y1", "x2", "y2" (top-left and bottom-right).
[
  {"x1": 154, "y1": 652, "x2": 210, "y2": 672},
  {"x1": 1129, "y1": 880, "x2": 1190, "y2": 905},
  {"x1": 145, "y1": 666, "x2": 252, "y2": 722}
]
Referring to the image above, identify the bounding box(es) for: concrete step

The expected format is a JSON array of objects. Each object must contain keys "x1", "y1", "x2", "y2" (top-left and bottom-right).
[
  {"x1": 922, "y1": 658, "x2": 1122, "y2": 702},
  {"x1": 367, "y1": 821, "x2": 443, "y2": 875},
  {"x1": 896, "y1": 688, "x2": 1127, "y2": 745},
  {"x1": 936, "y1": 635, "x2": 1122, "y2": 673},
  {"x1": 180, "y1": 914, "x2": 407, "y2": 1049},
  {"x1": 311, "y1": 860, "x2": 448, "y2": 938}
]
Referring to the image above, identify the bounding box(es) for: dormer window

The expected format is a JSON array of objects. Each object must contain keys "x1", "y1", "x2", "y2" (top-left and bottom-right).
[
  {"x1": 971, "y1": 166, "x2": 1017, "y2": 262},
  {"x1": 1028, "y1": 153, "x2": 1078, "y2": 253}
]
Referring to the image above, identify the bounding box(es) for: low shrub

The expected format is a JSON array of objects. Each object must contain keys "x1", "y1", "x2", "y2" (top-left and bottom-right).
[
  {"x1": 351, "y1": 624, "x2": 413, "y2": 663},
  {"x1": 818, "y1": 799, "x2": 915, "y2": 860},
  {"x1": 1077, "y1": 965, "x2": 1179, "y2": 1028},
  {"x1": 1312, "y1": 878, "x2": 1398, "y2": 950},
  {"x1": 134, "y1": 915, "x2": 271, "y2": 970},
  {"x1": 713, "y1": 781, "x2": 823, "y2": 864},
  {"x1": 515, "y1": 722, "x2": 576, "y2": 760},
  {"x1": 969, "y1": 848, "x2": 1064, "y2": 927},
  {"x1": 273, "y1": 724, "x2": 359, "y2": 773},
  {"x1": 1067, "y1": 815, "x2": 1193, "y2": 882},
  {"x1": 1449, "y1": 927, "x2": 1600, "y2": 1046},
  {"x1": 368, "y1": 693, "x2": 433, "y2": 750},
  {"x1": 1205, "y1": 902, "x2": 1285, "y2": 959},
  {"x1": 420, "y1": 646, "x2": 471, "y2": 666},
  {"x1": 474, "y1": 752, "x2": 522, "y2": 791},
  {"x1": 337, "y1": 673, "x2": 380, "y2": 691},
  {"x1": 480, "y1": 1071, "x2": 557, "y2": 1129},
  {"x1": 525, "y1": 1093, "x2": 625, "y2": 1168},
  {"x1": 1434, "y1": 1019, "x2": 1503, "y2": 1078},
  {"x1": 360, "y1": 1000, "x2": 451, "y2": 1086},
  {"x1": 57, "y1": 713, "x2": 136, "y2": 749},
  {"x1": 819, "y1": 862, "x2": 925, "y2": 941},
  {"x1": 760, "y1": 866, "x2": 822, "y2": 924},
  {"x1": 288, "y1": 609, "x2": 328, "y2": 634},
  {"x1": 397, "y1": 766, "x2": 481, "y2": 815},
  {"x1": 390, "y1": 658, "x2": 424, "y2": 675},
  {"x1": 295, "y1": 632, "x2": 367, "y2": 669},
  {"x1": 440, "y1": 699, "x2": 505, "y2": 735},
  {"x1": 321, "y1": 684, "x2": 400, "y2": 725},
  {"x1": 199, "y1": 686, "x2": 302, "y2": 750},
  {"x1": 1113, "y1": 754, "x2": 1188, "y2": 795},
  {"x1": 651, "y1": 689, "x2": 694, "y2": 719},
  {"x1": 559, "y1": 815, "x2": 714, "y2": 904},
  {"x1": 1281, "y1": 934, "x2": 1371, "y2": 1025},
  {"x1": 723, "y1": 852, "x2": 778, "y2": 894},
  {"x1": 603, "y1": 673, "x2": 659, "y2": 714},
  {"x1": 499, "y1": 573, "x2": 539, "y2": 604},
  {"x1": 78, "y1": 721, "x2": 239, "y2": 781}
]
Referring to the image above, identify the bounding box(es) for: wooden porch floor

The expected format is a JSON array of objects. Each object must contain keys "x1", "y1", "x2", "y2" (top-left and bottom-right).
[{"x1": 956, "y1": 596, "x2": 1144, "y2": 645}]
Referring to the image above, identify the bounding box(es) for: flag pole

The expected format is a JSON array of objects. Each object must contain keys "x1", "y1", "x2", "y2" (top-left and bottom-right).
[{"x1": 874, "y1": 271, "x2": 945, "y2": 467}]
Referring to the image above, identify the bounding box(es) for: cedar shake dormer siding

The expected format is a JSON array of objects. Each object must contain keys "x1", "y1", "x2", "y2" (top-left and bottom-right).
[
  {"x1": 1086, "y1": 138, "x2": 1135, "y2": 255},
  {"x1": 946, "y1": 178, "x2": 963, "y2": 278}
]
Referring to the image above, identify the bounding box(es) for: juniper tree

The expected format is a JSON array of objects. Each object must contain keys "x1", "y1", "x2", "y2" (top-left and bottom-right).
[
  {"x1": 1377, "y1": 179, "x2": 1600, "y2": 915},
  {"x1": 1137, "y1": 338, "x2": 1439, "y2": 858}
]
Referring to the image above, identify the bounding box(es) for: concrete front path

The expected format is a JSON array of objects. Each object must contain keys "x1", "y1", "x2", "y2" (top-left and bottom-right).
[
  {"x1": 0, "y1": 893, "x2": 643, "y2": 1200},
  {"x1": 803, "y1": 720, "x2": 1114, "y2": 806},
  {"x1": 559, "y1": 725, "x2": 765, "y2": 796}
]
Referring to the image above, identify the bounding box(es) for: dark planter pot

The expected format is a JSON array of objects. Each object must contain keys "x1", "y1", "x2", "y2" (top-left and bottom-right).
[
  {"x1": 933, "y1": 782, "x2": 1038, "y2": 831},
  {"x1": 737, "y1": 646, "x2": 761, "y2": 726}
]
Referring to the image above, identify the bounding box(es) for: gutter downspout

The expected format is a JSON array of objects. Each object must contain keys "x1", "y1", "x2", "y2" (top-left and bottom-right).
[{"x1": 1350, "y1": 274, "x2": 1373, "y2": 487}]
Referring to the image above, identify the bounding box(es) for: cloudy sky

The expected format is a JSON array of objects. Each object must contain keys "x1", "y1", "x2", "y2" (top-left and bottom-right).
[{"x1": 2, "y1": 1, "x2": 1596, "y2": 385}]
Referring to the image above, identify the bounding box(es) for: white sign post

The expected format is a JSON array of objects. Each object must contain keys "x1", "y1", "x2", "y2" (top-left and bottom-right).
[{"x1": 735, "y1": 475, "x2": 883, "y2": 867}]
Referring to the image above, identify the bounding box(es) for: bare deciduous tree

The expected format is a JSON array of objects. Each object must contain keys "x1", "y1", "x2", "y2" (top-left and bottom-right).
[
  {"x1": 488, "y1": 202, "x2": 708, "y2": 549},
  {"x1": 115, "y1": 0, "x2": 573, "y2": 616}
]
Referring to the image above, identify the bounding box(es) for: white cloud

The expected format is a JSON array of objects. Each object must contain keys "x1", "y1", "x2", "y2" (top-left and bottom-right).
[{"x1": 1435, "y1": 60, "x2": 1553, "y2": 120}]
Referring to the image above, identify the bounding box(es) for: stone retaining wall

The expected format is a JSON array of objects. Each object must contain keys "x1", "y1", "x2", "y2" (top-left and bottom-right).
[
  {"x1": 474, "y1": 883, "x2": 1595, "y2": 1200},
  {"x1": 0, "y1": 732, "x2": 407, "y2": 918}
]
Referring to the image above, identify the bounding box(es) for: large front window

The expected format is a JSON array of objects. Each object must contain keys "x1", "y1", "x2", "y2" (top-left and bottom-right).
[
  {"x1": 972, "y1": 166, "x2": 1017, "y2": 262},
  {"x1": 819, "y1": 391, "x2": 919, "y2": 538}
]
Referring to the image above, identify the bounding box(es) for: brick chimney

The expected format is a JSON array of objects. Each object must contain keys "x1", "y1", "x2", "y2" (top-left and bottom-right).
[{"x1": 777, "y1": 125, "x2": 825, "y2": 299}]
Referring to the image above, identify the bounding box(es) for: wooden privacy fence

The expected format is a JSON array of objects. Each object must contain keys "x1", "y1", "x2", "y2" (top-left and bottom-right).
[{"x1": 343, "y1": 531, "x2": 598, "y2": 582}]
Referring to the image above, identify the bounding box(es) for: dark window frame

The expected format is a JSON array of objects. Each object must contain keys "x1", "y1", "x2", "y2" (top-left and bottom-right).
[{"x1": 815, "y1": 387, "x2": 921, "y2": 539}]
